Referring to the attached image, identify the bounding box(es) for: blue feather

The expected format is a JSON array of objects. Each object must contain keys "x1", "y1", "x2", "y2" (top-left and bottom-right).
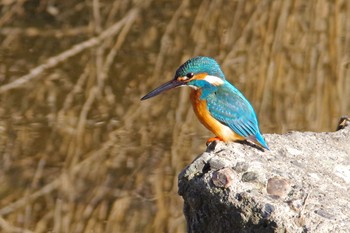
[{"x1": 205, "y1": 81, "x2": 269, "y2": 150}]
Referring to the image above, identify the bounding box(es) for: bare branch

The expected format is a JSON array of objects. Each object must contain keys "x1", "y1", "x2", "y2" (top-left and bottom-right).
[{"x1": 0, "y1": 8, "x2": 139, "y2": 94}]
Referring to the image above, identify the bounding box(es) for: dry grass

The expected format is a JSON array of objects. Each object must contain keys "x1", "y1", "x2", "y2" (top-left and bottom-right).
[{"x1": 0, "y1": 0, "x2": 349, "y2": 232}]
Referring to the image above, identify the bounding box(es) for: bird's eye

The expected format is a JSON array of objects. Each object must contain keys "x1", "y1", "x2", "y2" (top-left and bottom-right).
[{"x1": 186, "y1": 73, "x2": 194, "y2": 79}]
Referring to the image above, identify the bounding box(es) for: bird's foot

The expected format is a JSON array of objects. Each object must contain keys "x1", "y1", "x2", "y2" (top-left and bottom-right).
[{"x1": 206, "y1": 137, "x2": 222, "y2": 146}]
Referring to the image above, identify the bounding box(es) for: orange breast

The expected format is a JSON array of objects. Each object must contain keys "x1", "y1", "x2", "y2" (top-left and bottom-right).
[{"x1": 190, "y1": 89, "x2": 245, "y2": 142}]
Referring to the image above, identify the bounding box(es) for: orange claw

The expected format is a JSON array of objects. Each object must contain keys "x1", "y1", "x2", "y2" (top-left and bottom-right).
[{"x1": 206, "y1": 137, "x2": 223, "y2": 146}]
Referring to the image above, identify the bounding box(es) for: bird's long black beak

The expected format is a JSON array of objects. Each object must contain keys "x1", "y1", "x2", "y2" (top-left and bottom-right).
[{"x1": 141, "y1": 79, "x2": 185, "y2": 100}]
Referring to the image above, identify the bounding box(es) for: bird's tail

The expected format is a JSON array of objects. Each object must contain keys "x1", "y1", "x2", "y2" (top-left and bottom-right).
[{"x1": 248, "y1": 133, "x2": 269, "y2": 150}]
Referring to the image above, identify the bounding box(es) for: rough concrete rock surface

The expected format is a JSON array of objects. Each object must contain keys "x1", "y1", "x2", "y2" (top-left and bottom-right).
[{"x1": 178, "y1": 124, "x2": 350, "y2": 233}]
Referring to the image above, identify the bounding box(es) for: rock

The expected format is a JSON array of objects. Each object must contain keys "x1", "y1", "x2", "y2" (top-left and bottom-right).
[{"x1": 178, "y1": 122, "x2": 350, "y2": 233}]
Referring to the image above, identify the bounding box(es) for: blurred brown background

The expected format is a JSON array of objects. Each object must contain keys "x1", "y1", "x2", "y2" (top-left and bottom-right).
[{"x1": 0, "y1": 0, "x2": 349, "y2": 232}]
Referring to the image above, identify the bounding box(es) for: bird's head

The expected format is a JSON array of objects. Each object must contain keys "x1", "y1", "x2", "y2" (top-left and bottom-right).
[{"x1": 141, "y1": 56, "x2": 225, "y2": 100}]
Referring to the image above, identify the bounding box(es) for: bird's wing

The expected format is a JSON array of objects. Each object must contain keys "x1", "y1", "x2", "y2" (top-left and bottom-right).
[{"x1": 206, "y1": 84, "x2": 260, "y2": 138}]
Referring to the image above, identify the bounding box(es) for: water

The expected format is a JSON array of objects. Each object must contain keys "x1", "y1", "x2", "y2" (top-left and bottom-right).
[{"x1": 0, "y1": 0, "x2": 349, "y2": 232}]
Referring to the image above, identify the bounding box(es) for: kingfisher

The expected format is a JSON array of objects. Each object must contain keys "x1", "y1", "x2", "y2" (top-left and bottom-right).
[{"x1": 141, "y1": 56, "x2": 269, "y2": 150}]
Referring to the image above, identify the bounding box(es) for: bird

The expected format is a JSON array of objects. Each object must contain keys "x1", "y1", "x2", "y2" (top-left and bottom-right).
[{"x1": 141, "y1": 56, "x2": 269, "y2": 150}]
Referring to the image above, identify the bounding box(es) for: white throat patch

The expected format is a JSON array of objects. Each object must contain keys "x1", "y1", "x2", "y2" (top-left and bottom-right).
[
  {"x1": 187, "y1": 85, "x2": 199, "y2": 90},
  {"x1": 203, "y1": 75, "x2": 224, "y2": 86}
]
